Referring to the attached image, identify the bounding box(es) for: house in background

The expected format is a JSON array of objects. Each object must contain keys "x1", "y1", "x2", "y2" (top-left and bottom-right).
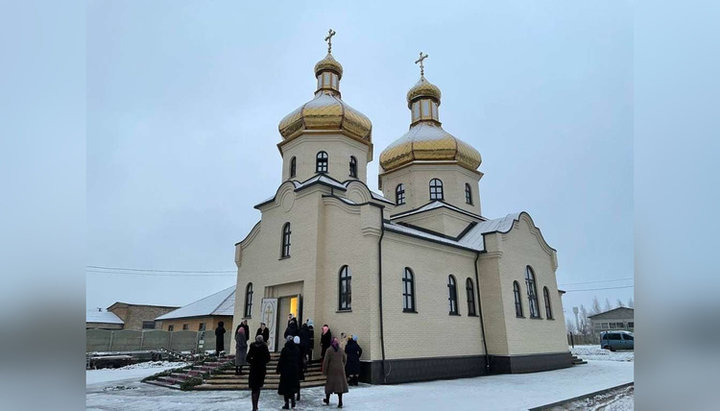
[
  {"x1": 106, "y1": 302, "x2": 179, "y2": 330},
  {"x1": 589, "y1": 307, "x2": 634, "y2": 335},
  {"x1": 155, "y1": 286, "x2": 235, "y2": 333},
  {"x1": 86, "y1": 308, "x2": 124, "y2": 330}
]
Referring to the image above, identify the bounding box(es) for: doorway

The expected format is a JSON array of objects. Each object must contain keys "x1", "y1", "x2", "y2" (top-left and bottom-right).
[{"x1": 276, "y1": 295, "x2": 301, "y2": 351}]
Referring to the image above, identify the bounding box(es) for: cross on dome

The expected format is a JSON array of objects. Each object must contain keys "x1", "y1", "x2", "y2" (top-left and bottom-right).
[
  {"x1": 415, "y1": 52, "x2": 428, "y2": 77},
  {"x1": 325, "y1": 29, "x2": 336, "y2": 54}
]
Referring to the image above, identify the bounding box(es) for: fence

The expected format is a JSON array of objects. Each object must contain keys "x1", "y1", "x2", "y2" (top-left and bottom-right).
[
  {"x1": 86, "y1": 329, "x2": 231, "y2": 353},
  {"x1": 567, "y1": 333, "x2": 600, "y2": 346}
]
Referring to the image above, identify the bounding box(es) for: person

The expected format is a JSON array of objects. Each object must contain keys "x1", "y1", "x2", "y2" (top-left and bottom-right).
[
  {"x1": 344, "y1": 335, "x2": 362, "y2": 386},
  {"x1": 256, "y1": 322, "x2": 270, "y2": 343},
  {"x1": 339, "y1": 333, "x2": 348, "y2": 352},
  {"x1": 277, "y1": 336, "x2": 301, "y2": 409},
  {"x1": 322, "y1": 337, "x2": 348, "y2": 408},
  {"x1": 306, "y1": 319, "x2": 315, "y2": 362},
  {"x1": 293, "y1": 335, "x2": 305, "y2": 401},
  {"x1": 214, "y1": 321, "x2": 226, "y2": 357},
  {"x1": 241, "y1": 319, "x2": 250, "y2": 343},
  {"x1": 284, "y1": 313, "x2": 299, "y2": 339},
  {"x1": 234, "y1": 325, "x2": 248, "y2": 375},
  {"x1": 246, "y1": 334, "x2": 271, "y2": 411},
  {"x1": 320, "y1": 324, "x2": 332, "y2": 361},
  {"x1": 298, "y1": 321, "x2": 311, "y2": 370}
]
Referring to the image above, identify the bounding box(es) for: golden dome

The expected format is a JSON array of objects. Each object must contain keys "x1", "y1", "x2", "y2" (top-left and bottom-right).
[
  {"x1": 314, "y1": 53, "x2": 343, "y2": 79},
  {"x1": 379, "y1": 122, "x2": 482, "y2": 172},
  {"x1": 406, "y1": 77, "x2": 441, "y2": 107}
]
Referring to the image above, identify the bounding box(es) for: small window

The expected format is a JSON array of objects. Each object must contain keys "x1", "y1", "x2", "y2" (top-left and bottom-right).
[
  {"x1": 628, "y1": 322, "x2": 634, "y2": 328},
  {"x1": 290, "y1": 157, "x2": 296, "y2": 178},
  {"x1": 316, "y1": 151, "x2": 328, "y2": 173},
  {"x1": 402, "y1": 268, "x2": 416, "y2": 312},
  {"x1": 466, "y1": 278, "x2": 476, "y2": 316},
  {"x1": 513, "y1": 281, "x2": 523, "y2": 317},
  {"x1": 465, "y1": 183, "x2": 473, "y2": 205},
  {"x1": 395, "y1": 184, "x2": 405, "y2": 205},
  {"x1": 448, "y1": 275, "x2": 459, "y2": 315},
  {"x1": 339, "y1": 265, "x2": 352, "y2": 311},
  {"x1": 142, "y1": 321, "x2": 155, "y2": 329},
  {"x1": 244, "y1": 283, "x2": 254, "y2": 318},
  {"x1": 281, "y1": 223, "x2": 291, "y2": 258},
  {"x1": 168, "y1": 325, "x2": 174, "y2": 331},
  {"x1": 349, "y1": 156, "x2": 357, "y2": 178},
  {"x1": 429, "y1": 178, "x2": 443, "y2": 200},
  {"x1": 198, "y1": 323, "x2": 206, "y2": 331},
  {"x1": 525, "y1": 266, "x2": 541, "y2": 318},
  {"x1": 412, "y1": 102, "x2": 420, "y2": 121},
  {"x1": 602, "y1": 323, "x2": 610, "y2": 329},
  {"x1": 543, "y1": 287, "x2": 553, "y2": 319},
  {"x1": 182, "y1": 324, "x2": 189, "y2": 330}
]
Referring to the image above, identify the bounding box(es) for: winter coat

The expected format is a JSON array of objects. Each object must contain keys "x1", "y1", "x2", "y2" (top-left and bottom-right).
[
  {"x1": 307, "y1": 325, "x2": 315, "y2": 350},
  {"x1": 256, "y1": 327, "x2": 270, "y2": 343},
  {"x1": 215, "y1": 325, "x2": 226, "y2": 351},
  {"x1": 235, "y1": 331, "x2": 248, "y2": 366},
  {"x1": 276, "y1": 341, "x2": 301, "y2": 395},
  {"x1": 246, "y1": 341, "x2": 271, "y2": 390},
  {"x1": 298, "y1": 325, "x2": 311, "y2": 354},
  {"x1": 344, "y1": 339, "x2": 362, "y2": 375},
  {"x1": 241, "y1": 323, "x2": 250, "y2": 342},
  {"x1": 322, "y1": 345, "x2": 348, "y2": 395},
  {"x1": 283, "y1": 318, "x2": 299, "y2": 338},
  {"x1": 320, "y1": 329, "x2": 332, "y2": 350}
]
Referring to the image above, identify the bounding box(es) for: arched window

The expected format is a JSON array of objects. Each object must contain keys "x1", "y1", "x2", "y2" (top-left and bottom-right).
[
  {"x1": 429, "y1": 178, "x2": 444, "y2": 200},
  {"x1": 316, "y1": 151, "x2": 328, "y2": 173},
  {"x1": 466, "y1": 278, "x2": 476, "y2": 316},
  {"x1": 513, "y1": 281, "x2": 523, "y2": 317},
  {"x1": 244, "y1": 283, "x2": 253, "y2": 318},
  {"x1": 290, "y1": 157, "x2": 296, "y2": 178},
  {"x1": 338, "y1": 265, "x2": 352, "y2": 311},
  {"x1": 349, "y1": 156, "x2": 357, "y2": 178},
  {"x1": 543, "y1": 287, "x2": 553, "y2": 319},
  {"x1": 525, "y1": 266, "x2": 541, "y2": 318},
  {"x1": 465, "y1": 183, "x2": 473, "y2": 205},
  {"x1": 448, "y1": 275, "x2": 459, "y2": 315},
  {"x1": 395, "y1": 184, "x2": 405, "y2": 205},
  {"x1": 281, "y1": 223, "x2": 291, "y2": 258},
  {"x1": 402, "y1": 268, "x2": 416, "y2": 312}
]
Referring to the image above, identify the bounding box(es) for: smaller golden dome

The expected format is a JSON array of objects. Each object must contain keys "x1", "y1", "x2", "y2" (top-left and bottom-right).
[
  {"x1": 406, "y1": 77, "x2": 441, "y2": 107},
  {"x1": 314, "y1": 53, "x2": 343, "y2": 79}
]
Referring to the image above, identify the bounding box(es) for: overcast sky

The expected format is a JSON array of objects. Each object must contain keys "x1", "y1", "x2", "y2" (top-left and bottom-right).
[{"x1": 87, "y1": 1, "x2": 632, "y2": 321}]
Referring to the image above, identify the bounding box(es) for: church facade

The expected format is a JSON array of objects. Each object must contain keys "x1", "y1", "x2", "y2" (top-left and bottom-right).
[{"x1": 231, "y1": 36, "x2": 570, "y2": 384}]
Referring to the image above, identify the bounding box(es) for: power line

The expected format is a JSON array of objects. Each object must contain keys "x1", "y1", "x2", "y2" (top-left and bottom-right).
[
  {"x1": 86, "y1": 265, "x2": 235, "y2": 273},
  {"x1": 564, "y1": 285, "x2": 634, "y2": 292},
  {"x1": 559, "y1": 277, "x2": 633, "y2": 286},
  {"x1": 85, "y1": 269, "x2": 235, "y2": 277}
]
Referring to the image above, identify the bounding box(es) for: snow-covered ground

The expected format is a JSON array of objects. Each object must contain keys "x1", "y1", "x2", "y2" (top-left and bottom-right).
[
  {"x1": 86, "y1": 361, "x2": 188, "y2": 386},
  {"x1": 87, "y1": 359, "x2": 633, "y2": 410},
  {"x1": 571, "y1": 344, "x2": 634, "y2": 362}
]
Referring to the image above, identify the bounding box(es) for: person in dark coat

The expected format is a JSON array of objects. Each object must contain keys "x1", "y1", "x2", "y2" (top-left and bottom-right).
[
  {"x1": 234, "y1": 325, "x2": 248, "y2": 375},
  {"x1": 322, "y1": 337, "x2": 348, "y2": 408},
  {"x1": 283, "y1": 313, "x2": 299, "y2": 339},
  {"x1": 306, "y1": 319, "x2": 315, "y2": 363},
  {"x1": 298, "y1": 322, "x2": 311, "y2": 370},
  {"x1": 241, "y1": 319, "x2": 250, "y2": 343},
  {"x1": 344, "y1": 335, "x2": 362, "y2": 386},
  {"x1": 214, "y1": 321, "x2": 226, "y2": 356},
  {"x1": 277, "y1": 336, "x2": 301, "y2": 409},
  {"x1": 256, "y1": 322, "x2": 270, "y2": 343},
  {"x1": 320, "y1": 324, "x2": 332, "y2": 360},
  {"x1": 246, "y1": 334, "x2": 271, "y2": 411}
]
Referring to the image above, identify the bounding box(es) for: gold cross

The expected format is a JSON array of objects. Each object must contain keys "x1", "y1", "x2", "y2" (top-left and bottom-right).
[
  {"x1": 325, "y1": 29, "x2": 336, "y2": 54},
  {"x1": 415, "y1": 52, "x2": 429, "y2": 77}
]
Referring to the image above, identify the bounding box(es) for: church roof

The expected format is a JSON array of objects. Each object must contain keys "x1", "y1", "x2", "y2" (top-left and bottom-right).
[
  {"x1": 86, "y1": 310, "x2": 124, "y2": 324},
  {"x1": 390, "y1": 200, "x2": 486, "y2": 220},
  {"x1": 155, "y1": 286, "x2": 235, "y2": 320}
]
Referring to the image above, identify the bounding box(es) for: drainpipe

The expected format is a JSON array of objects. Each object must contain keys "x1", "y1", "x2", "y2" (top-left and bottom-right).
[
  {"x1": 377, "y1": 206, "x2": 387, "y2": 384},
  {"x1": 474, "y1": 251, "x2": 491, "y2": 373}
]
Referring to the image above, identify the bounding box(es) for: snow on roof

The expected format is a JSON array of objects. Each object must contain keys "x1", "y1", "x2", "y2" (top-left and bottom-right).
[
  {"x1": 458, "y1": 212, "x2": 521, "y2": 250},
  {"x1": 155, "y1": 286, "x2": 235, "y2": 320},
  {"x1": 293, "y1": 174, "x2": 347, "y2": 191},
  {"x1": 86, "y1": 310, "x2": 124, "y2": 324},
  {"x1": 390, "y1": 201, "x2": 485, "y2": 220},
  {"x1": 384, "y1": 221, "x2": 479, "y2": 251},
  {"x1": 369, "y1": 190, "x2": 393, "y2": 204}
]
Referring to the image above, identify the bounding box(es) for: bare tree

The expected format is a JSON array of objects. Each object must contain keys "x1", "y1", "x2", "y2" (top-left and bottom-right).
[
  {"x1": 604, "y1": 298, "x2": 612, "y2": 312},
  {"x1": 627, "y1": 297, "x2": 634, "y2": 308},
  {"x1": 592, "y1": 296, "x2": 602, "y2": 314},
  {"x1": 617, "y1": 298, "x2": 625, "y2": 308},
  {"x1": 579, "y1": 304, "x2": 591, "y2": 335}
]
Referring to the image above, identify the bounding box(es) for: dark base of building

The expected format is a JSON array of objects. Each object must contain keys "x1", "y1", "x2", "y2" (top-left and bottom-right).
[{"x1": 359, "y1": 352, "x2": 572, "y2": 384}]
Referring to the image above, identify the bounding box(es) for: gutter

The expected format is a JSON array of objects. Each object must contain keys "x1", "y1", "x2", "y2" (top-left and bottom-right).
[
  {"x1": 377, "y1": 205, "x2": 387, "y2": 384},
  {"x1": 474, "y1": 251, "x2": 491, "y2": 373}
]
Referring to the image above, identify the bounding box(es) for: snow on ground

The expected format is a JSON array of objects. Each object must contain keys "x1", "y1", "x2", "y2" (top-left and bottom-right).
[
  {"x1": 87, "y1": 360, "x2": 633, "y2": 410},
  {"x1": 571, "y1": 345, "x2": 634, "y2": 362},
  {"x1": 549, "y1": 384, "x2": 633, "y2": 410},
  {"x1": 86, "y1": 361, "x2": 188, "y2": 386}
]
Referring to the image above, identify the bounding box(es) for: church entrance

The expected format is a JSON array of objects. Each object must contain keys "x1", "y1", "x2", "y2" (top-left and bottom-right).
[{"x1": 275, "y1": 294, "x2": 302, "y2": 352}]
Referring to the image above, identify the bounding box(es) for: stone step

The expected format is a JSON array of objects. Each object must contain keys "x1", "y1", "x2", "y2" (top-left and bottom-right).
[
  {"x1": 145, "y1": 380, "x2": 181, "y2": 390},
  {"x1": 210, "y1": 371, "x2": 324, "y2": 379},
  {"x1": 204, "y1": 376, "x2": 326, "y2": 385},
  {"x1": 193, "y1": 380, "x2": 326, "y2": 391}
]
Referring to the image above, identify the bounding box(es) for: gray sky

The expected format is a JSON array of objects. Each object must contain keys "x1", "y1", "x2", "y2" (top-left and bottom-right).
[{"x1": 87, "y1": 1, "x2": 632, "y2": 320}]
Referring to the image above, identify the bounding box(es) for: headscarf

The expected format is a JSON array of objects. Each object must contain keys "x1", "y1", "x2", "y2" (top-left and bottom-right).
[
  {"x1": 237, "y1": 326, "x2": 245, "y2": 335},
  {"x1": 293, "y1": 336, "x2": 300, "y2": 345},
  {"x1": 286, "y1": 335, "x2": 294, "y2": 343},
  {"x1": 255, "y1": 334, "x2": 264, "y2": 344},
  {"x1": 352, "y1": 335, "x2": 358, "y2": 341},
  {"x1": 306, "y1": 318, "x2": 314, "y2": 327},
  {"x1": 331, "y1": 337, "x2": 339, "y2": 351}
]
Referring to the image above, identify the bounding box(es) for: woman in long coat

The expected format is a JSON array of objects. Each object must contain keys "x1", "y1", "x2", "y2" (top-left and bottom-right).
[
  {"x1": 214, "y1": 321, "x2": 226, "y2": 356},
  {"x1": 322, "y1": 337, "x2": 348, "y2": 408},
  {"x1": 344, "y1": 335, "x2": 362, "y2": 386},
  {"x1": 246, "y1": 334, "x2": 270, "y2": 411},
  {"x1": 277, "y1": 336, "x2": 301, "y2": 409},
  {"x1": 234, "y1": 326, "x2": 248, "y2": 375}
]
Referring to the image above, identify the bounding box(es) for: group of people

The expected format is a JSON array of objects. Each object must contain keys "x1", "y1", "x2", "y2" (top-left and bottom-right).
[{"x1": 214, "y1": 314, "x2": 363, "y2": 410}]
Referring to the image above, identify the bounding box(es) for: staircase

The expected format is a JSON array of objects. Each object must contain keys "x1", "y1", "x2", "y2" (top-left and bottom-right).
[
  {"x1": 194, "y1": 352, "x2": 326, "y2": 391},
  {"x1": 571, "y1": 355, "x2": 587, "y2": 365},
  {"x1": 145, "y1": 355, "x2": 235, "y2": 390}
]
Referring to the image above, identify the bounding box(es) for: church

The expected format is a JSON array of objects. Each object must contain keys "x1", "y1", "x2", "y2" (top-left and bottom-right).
[{"x1": 231, "y1": 31, "x2": 571, "y2": 384}]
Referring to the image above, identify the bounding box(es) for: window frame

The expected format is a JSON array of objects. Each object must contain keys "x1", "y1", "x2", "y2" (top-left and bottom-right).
[
  {"x1": 525, "y1": 266, "x2": 541, "y2": 318},
  {"x1": 402, "y1": 267, "x2": 416, "y2": 313},
  {"x1": 142, "y1": 321, "x2": 155, "y2": 330},
  {"x1": 281, "y1": 222, "x2": 291, "y2": 258},
  {"x1": 465, "y1": 183, "x2": 473, "y2": 205},
  {"x1": 338, "y1": 265, "x2": 352, "y2": 311},
  {"x1": 466, "y1": 278, "x2": 477, "y2": 316},
  {"x1": 543, "y1": 286, "x2": 553, "y2": 319},
  {"x1": 395, "y1": 184, "x2": 406, "y2": 205},
  {"x1": 429, "y1": 178, "x2": 444, "y2": 200},
  {"x1": 448, "y1": 275, "x2": 459, "y2": 315},
  {"x1": 290, "y1": 156, "x2": 296, "y2": 178},
  {"x1": 198, "y1": 322, "x2": 206, "y2": 331},
  {"x1": 349, "y1": 156, "x2": 357, "y2": 178},
  {"x1": 168, "y1": 325, "x2": 174, "y2": 331},
  {"x1": 316, "y1": 151, "x2": 328, "y2": 173},
  {"x1": 244, "y1": 282, "x2": 254, "y2": 318},
  {"x1": 513, "y1": 281, "x2": 524, "y2": 317}
]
